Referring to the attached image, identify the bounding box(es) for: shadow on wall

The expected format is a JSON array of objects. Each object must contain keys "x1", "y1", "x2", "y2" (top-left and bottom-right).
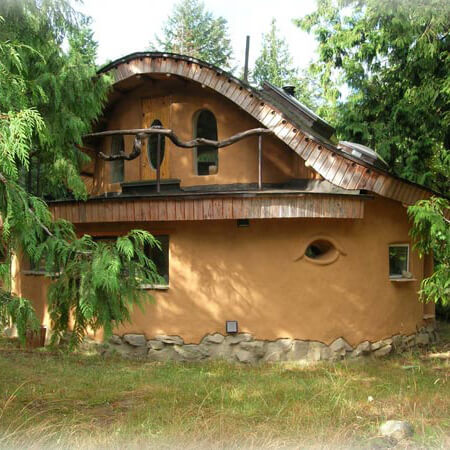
[{"x1": 113, "y1": 210, "x2": 423, "y2": 346}]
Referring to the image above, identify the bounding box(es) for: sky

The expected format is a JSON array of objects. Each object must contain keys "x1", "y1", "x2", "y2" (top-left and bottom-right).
[{"x1": 78, "y1": 0, "x2": 319, "y2": 71}]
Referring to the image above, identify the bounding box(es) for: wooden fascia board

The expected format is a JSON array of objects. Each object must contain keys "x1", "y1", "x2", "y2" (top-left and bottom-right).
[{"x1": 49, "y1": 195, "x2": 365, "y2": 223}]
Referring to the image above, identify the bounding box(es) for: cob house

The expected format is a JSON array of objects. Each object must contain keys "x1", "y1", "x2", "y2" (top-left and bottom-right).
[{"x1": 15, "y1": 52, "x2": 438, "y2": 362}]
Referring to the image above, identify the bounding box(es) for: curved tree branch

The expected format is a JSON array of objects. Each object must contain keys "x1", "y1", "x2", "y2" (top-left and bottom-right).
[
  {"x1": 98, "y1": 134, "x2": 144, "y2": 161},
  {"x1": 85, "y1": 127, "x2": 273, "y2": 161}
]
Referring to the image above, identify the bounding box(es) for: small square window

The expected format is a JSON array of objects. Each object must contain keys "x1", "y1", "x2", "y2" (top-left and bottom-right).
[{"x1": 389, "y1": 245, "x2": 409, "y2": 278}]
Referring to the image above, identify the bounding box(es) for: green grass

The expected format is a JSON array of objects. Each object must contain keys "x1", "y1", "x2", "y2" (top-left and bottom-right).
[{"x1": 0, "y1": 324, "x2": 449, "y2": 449}]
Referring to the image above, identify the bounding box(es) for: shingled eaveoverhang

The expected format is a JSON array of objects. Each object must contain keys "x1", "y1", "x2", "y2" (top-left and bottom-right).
[{"x1": 96, "y1": 52, "x2": 437, "y2": 206}]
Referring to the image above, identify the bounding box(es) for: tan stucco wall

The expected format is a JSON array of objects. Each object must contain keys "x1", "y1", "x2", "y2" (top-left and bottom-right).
[
  {"x1": 11, "y1": 254, "x2": 51, "y2": 326},
  {"x1": 91, "y1": 79, "x2": 316, "y2": 195},
  {"x1": 18, "y1": 196, "x2": 429, "y2": 347},
  {"x1": 17, "y1": 77, "x2": 432, "y2": 348}
]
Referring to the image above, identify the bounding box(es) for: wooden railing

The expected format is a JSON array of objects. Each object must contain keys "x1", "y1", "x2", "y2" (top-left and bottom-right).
[{"x1": 83, "y1": 127, "x2": 273, "y2": 192}]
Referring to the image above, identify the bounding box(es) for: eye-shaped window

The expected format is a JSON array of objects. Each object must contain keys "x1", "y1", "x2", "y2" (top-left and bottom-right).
[
  {"x1": 147, "y1": 119, "x2": 165, "y2": 170},
  {"x1": 297, "y1": 237, "x2": 345, "y2": 265}
]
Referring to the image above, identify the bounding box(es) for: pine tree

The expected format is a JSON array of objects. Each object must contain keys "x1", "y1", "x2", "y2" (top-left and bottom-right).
[
  {"x1": 252, "y1": 19, "x2": 319, "y2": 110},
  {"x1": 0, "y1": 1, "x2": 161, "y2": 347},
  {"x1": 152, "y1": 0, "x2": 233, "y2": 69},
  {"x1": 296, "y1": 0, "x2": 450, "y2": 192}
]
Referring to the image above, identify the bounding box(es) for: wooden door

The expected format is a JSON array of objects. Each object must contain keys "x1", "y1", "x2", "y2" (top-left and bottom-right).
[{"x1": 142, "y1": 97, "x2": 171, "y2": 180}]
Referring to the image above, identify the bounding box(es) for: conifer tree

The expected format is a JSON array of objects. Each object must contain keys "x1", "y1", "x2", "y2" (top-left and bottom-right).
[
  {"x1": 296, "y1": 0, "x2": 450, "y2": 192},
  {"x1": 152, "y1": 0, "x2": 233, "y2": 69},
  {"x1": 252, "y1": 19, "x2": 319, "y2": 110},
  {"x1": 0, "y1": 0, "x2": 161, "y2": 347}
]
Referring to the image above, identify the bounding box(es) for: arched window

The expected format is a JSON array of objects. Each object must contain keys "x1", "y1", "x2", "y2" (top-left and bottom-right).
[
  {"x1": 195, "y1": 110, "x2": 218, "y2": 175},
  {"x1": 111, "y1": 135, "x2": 124, "y2": 183},
  {"x1": 147, "y1": 119, "x2": 165, "y2": 170}
]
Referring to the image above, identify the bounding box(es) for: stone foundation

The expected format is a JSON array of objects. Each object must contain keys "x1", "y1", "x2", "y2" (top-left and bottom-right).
[{"x1": 92, "y1": 325, "x2": 437, "y2": 364}]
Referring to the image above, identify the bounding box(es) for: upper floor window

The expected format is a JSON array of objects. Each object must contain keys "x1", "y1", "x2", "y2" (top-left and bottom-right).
[
  {"x1": 111, "y1": 135, "x2": 124, "y2": 183},
  {"x1": 148, "y1": 119, "x2": 165, "y2": 170},
  {"x1": 389, "y1": 244, "x2": 409, "y2": 278},
  {"x1": 195, "y1": 110, "x2": 218, "y2": 176}
]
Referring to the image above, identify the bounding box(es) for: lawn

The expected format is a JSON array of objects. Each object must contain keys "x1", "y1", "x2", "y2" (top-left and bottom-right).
[{"x1": 0, "y1": 324, "x2": 449, "y2": 449}]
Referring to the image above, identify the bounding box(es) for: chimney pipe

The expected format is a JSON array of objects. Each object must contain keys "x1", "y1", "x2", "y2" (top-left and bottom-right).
[{"x1": 243, "y1": 36, "x2": 250, "y2": 83}]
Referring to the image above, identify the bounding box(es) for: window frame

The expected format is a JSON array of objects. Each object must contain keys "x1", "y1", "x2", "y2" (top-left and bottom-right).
[
  {"x1": 194, "y1": 109, "x2": 218, "y2": 176},
  {"x1": 22, "y1": 260, "x2": 47, "y2": 276},
  {"x1": 142, "y1": 234, "x2": 169, "y2": 289},
  {"x1": 22, "y1": 257, "x2": 60, "y2": 277},
  {"x1": 388, "y1": 243, "x2": 410, "y2": 279},
  {"x1": 110, "y1": 135, "x2": 125, "y2": 183},
  {"x1": 147, "y1": 119, "x2": 165, "y2": 170},
  {"x1": 92, "y1": 234, "x2": 170, "y2": 290}
]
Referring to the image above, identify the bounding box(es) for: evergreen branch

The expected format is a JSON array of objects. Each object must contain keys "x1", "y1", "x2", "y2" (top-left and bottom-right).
[{"x1": 0, "y1": 171, "x2": 53, "y2": 238}]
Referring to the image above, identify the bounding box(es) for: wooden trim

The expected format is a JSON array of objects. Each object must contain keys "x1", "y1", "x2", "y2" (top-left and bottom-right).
[
  {"x1": 104, "y1": 55, "x2": 434, "y2": 206},
  {"x1": 50, "y1": 195, "x2": 365, "y2": 223}
]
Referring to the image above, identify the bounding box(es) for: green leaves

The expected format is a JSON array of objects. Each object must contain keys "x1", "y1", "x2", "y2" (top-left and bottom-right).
[
  {"x1": 296, "y1": 0, "x2": 450, "y2": 193},
  {"x1": 0, "y1": 109, "x2": 44, "y2": 179},
  {"x1": 0, "y1": 291, "x2": 40, "y2": 345},
  {"x1": 0, "y1": 0, "x2": 111, "y2": 199},
  {"x1": 152, "y1": 0, "x2": 233, "y2": 69},
  {"x1": 47, "y1": 230, "x2": 160, "y2": 348},
  {"x1": 252, "y1": 19, "x2": 319, "y2": 110},
  {"x1": 0, "y1": 2, "x2": 160, "y2": 348},
  {"x1": 408, "y1": 197, "x2": 450, "y2": 306}
]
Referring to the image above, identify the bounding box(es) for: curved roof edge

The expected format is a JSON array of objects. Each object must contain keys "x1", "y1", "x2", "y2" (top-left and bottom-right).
[
  {"x1": 97, "y1": 51, "x2": 442, "y2": 205},
  {"x1": 98, "y1": 51, "x2": 246, "y2": 83}
]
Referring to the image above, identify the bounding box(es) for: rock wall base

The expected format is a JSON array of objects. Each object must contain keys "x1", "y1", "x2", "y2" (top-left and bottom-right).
[{"x1": 90, "y1": 326, "x2": 437, "y2": 364}]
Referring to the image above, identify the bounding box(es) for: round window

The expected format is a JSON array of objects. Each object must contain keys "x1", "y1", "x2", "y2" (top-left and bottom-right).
[
  {"x1": 304, "y1": 239, "x2": 340, "y2": 265},
  {"x1": 147, "y1": 119, "x2": 165, "y2": 169}
]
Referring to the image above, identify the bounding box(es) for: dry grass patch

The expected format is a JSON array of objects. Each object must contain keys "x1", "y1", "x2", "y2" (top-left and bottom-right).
[{"x1": 0, "y1": 323, "x2": 449, "y2": 449}]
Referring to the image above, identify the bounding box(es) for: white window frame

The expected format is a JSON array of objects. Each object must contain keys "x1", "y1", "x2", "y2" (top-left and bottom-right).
[{"x1": 388, "y1": 244, "x2": 410, "y2": 279}]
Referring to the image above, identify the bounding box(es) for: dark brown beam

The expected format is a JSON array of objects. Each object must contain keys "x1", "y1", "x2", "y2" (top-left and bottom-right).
[
  {"x1": 258, "y1": 135, "x2": 263, "y2": 190},
  {"x1": 156, "y1": 134, "x2": 161, "y2": 193}
]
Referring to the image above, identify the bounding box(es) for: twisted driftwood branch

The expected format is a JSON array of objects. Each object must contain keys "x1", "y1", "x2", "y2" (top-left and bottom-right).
[
  {"x1": 98, "y1": 134, "x2": 144, "y2": 161},
  {"x1": 84, "y1": 127, "x2": 273, "y2": 162}
]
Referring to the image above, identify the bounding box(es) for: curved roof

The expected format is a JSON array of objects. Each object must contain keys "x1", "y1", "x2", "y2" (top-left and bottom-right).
[{"x1": 98, "y1": 52, "x2": 434, "y2": 205}]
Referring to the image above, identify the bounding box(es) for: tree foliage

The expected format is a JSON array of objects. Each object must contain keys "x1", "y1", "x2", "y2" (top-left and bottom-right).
[
  {"x1": 0, "y1": 1, "x2": 162, "y2": 347},
  {"x1": 152, "y1": 0, "x2": 233, "y2": 69},
  {"x1": 296, "y1": 0, "x2": 450, "y2": 192},
  {"x1": 252, "y1": 19, "x2": 319, "y2": 110},
  {"x1": 0, "y1": 0, "x2": 112, "y2": 200},
  {"x1": 408, "y1": 198, "x2": 449, "y2": 306}
]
